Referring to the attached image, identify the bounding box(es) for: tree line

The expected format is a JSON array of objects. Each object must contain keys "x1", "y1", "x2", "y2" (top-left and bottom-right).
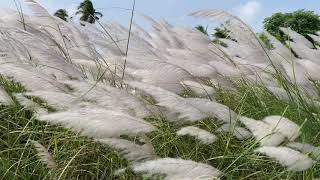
[
  {"x1": 54, "y1": 0, "x2": 102, "y2": 25},
  {"x1": 196, "y1": 10, "x2": 320, "y2": 47},
  {"x1": 54, "y1": 1, "x2": 320, "y2": 47}
]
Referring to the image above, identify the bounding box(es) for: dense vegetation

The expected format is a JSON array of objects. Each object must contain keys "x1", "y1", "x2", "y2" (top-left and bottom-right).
[
  {"x1": 1, "y1": 1, "x2": 320, "y2": 179},
  {"x1": 263, "y1": 10, "x2": 320, "y2": 43}
]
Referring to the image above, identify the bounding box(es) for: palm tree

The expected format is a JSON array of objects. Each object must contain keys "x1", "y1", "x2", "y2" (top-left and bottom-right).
[
  {"x1": 76, "y1": 0, "x2": 103, "y2": 24},
  {"x1": 195, "y1": 25, "x2": 208, "y2": 35},
  {"x1": 213, "y1": 27, "x2": 229, "y2": 39},
  {"x1": 54, "y1": 9, "x2": 69, "y2": 21}
]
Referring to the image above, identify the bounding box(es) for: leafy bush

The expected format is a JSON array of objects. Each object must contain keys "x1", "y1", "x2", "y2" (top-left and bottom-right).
[{"x1": 263, "y1": 10, "x2": 320, "y2": 43}]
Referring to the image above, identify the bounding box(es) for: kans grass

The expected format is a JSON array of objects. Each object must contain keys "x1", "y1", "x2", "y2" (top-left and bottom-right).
[{"x1": 1, "y1": 0, "x2": 320, "y2": 179}]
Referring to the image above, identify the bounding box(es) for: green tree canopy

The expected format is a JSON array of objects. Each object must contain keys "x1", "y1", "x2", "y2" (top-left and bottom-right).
[
  {"x1": 263, "y1": 9, "x2": 320, "y2": 43},
  {"x1": 54, "y1": 9, "x2": 68, "y2": 21},
  {"x1": 76, "y1": 0, "x2": 103, "y2": 24}
]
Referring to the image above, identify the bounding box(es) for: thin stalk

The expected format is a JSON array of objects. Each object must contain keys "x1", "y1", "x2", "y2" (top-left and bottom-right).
[
  {"x1": 121, "y1": 0, "x2": 136, "y2": 87},
  {"x1": 13, "y1": 0, "x2": 26, "y2": 31}
]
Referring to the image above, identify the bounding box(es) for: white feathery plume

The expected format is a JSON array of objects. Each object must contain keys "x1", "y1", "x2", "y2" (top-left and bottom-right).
[
  {"x1": 128, "y1": 81, "x2": 207, "y2": 122},
  {"x1": 165, "y1": 54, "x2": 218, "y2": 78},
  {"x1": 190, "y1": 10, "x2": 270, "y2": 64},
  {"x1": 287, "y1": 142, "x2": 320, "y2": 161},
  {"x1": 239, "y1": 116, "x2": 285, "y2": 146},
  {"x1": 143, "y1": 19, "x2": 186, "y2": 50},
  {"x1": 13, "y1": 94, "x2": 48, "y2": 115},
  {"x1": 126, "y1": 63, "x2": 192, "y2": 94},
  {"x1": 0, "y1": 26, "x2": 83, "y2": 80},
  {"x1": 23, "y1": 0, "x2": 71, "y2": 51},
  {"x1": 62, "y1": 80, "x2": 150, "y2": 118},
  {"x1": 262, "y1": 116, "x2": 300, "y2": 141},
  {"x1": 171, "y1": 27, "x2": 215, "y2": 55},
  {"x1": 166, "y1": 48, "x2": 214, "y2": 65},
  {"x1": 245, "y1": 72, "x2": 279, "y2": 88},
  {"x1": 264, "y1": 31, "x2": 293, "y2": 60},
  {"x1": 167, "y1": 59, "x2": 217, "y2": 78},
  {"x1": 0, "y1": 9, "x2": 30, "y2": 29},
  {"x1": 0, "y1": 64, "x2": 68, "y2": 92},
  {"x1": 24, "y1": 0, "x2": 51, "y2": 18},
  {"x1": 208, "y1": 60, "x2": 242, "y2": 78},
  {"x1": 280, "y1": 59, "x2": 313, "y2": 88},
  {"x1": 254, "y1": 146, "x2": 314, "y2": 171},
  {"x1": 308, "y1": 34, "x2": 320, "y2": 44},
  {"x1": 266, "y1": 86, "x2": 290, "y2": 102},
  {"x1": 218, "y1": 39, "x2": 259, "y2": 64},
  {"x1": 280, "y1": 27, "x2": 314, "y2": 49},
  {"x1": 177, "y1": 126, "x2": 217, "y2": 144},
  {"x1": 184, "y1": 98, "x2": 237, "y2": 124},
  {"x1": 119, "y1": 55, "x2": 157, "y2": 70},
  {"x1": 297, "y1": 59, "x2": 320, "y2": 81},
  {"x1": 130, "y1": 158, "x2": 222, "y2": 180},
  {"x1": 24, "y1": 91, "x2": 81, "y2": 110},
  {"x1": 38, "y1": 107, "x2": 156, "y2": 139},
  {"x1": 0, "y1": 86, "x2": 13, "y2": 105},
  {"x1": 216, "y1": 123, "x2": 252, "y2": 140},
  {"x1": 30, "y1": 140, "x2": 57, "y2": 169},
  {"x1": 71, "y1": 58, "x2": 102, "y2": 80},
  {"x1": 97, "y1": 138, "x2": 157, "y2": 162},
  {"x1": 284, "y1": 40, "x2": 320, "y2": 64},
  {"x1": 181, "y1": 80, "x2": 216, "y2": 98},
  {"x1": 129, "y1": 81, "x2": 237, "y2": 123},
  {"x1": 209, "y1": 76, "x2": 236, "y2": 91}
]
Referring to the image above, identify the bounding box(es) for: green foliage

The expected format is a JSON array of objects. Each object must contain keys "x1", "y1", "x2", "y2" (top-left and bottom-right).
[
  {"x1": 76, "y1": 0, "x2": 103, "y2": 24},
  {"x1": 194, "y1": 25, "x2": 230, "y2": 39},
  {"x1": 263, "y1": 9, "x2": 320, "y2": 43},
  {"x1": 194, "y1": 25, "x2": 230, "y2": 47},
  {"x1": 213, "y1": 26, "x2": 230, "y2": 39},
  {"x1": 54, "y1": 9, "x2": 68, "y2": 21},
  {"x1": 195, "y1": 25, "x2": 208, "y2": 35}
]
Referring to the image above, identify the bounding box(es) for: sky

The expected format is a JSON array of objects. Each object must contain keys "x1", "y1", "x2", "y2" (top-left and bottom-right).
[{"x1": 1, "y1": 0, "x2": 320, "y2": 32}]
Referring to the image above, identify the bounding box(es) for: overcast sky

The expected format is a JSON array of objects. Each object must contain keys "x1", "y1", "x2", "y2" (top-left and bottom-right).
[{"x1": 1, "y1": 0, "x2": 320, "y2": 31}]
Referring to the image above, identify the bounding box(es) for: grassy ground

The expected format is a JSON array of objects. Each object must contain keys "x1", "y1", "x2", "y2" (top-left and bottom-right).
[{"x1": 1, "y1": 75, "x2": 320, "y2": 179}]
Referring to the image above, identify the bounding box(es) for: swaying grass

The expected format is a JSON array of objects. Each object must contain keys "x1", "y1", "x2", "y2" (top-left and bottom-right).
[
  {"x1": 1, "y1": 2, "x2": 320, "y2": 179},
  {"x1": 218, "y1": 80, "x2": 320, "y2": 144},
  {"x1": 1, "y1": 75, "x2": 320, "y2": 179},
  {"x1": 0, "y1": 77, "x2": 138, "y2": 179}
]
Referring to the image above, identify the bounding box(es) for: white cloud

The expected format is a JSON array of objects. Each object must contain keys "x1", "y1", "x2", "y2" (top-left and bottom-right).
[{"x1": 234, "y1": 0, "x2": 262, "y2": 22}]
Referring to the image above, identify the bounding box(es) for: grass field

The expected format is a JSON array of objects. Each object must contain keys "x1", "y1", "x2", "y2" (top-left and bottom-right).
[
  {"x1": 1, "y1": 1, "x2": 320, "y2": 179},
  {"x1": 1, "y1": 76, "x2": 319, "y2": 179}
]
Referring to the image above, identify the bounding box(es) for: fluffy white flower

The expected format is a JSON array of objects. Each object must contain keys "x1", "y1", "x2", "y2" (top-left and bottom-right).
[
  {"x1": 255, "y1": 146, "x2": 314, "y2": 171},
  {"x1": 130, "y1": 158, "x2": 222, "y2": 180},
  {"x1": 177, "y1": 126, "x2": 217, "y2": 144},
  {"x1": 239, "y1": 116, "x2": 285, "y2": 146},
  {"x1": 287, "y1": 142, "x2": 320, "y2": 161},
  {"x1": 38, "y1": 107, "x2": 156, "y2": 139},
  {"x1": 262, "y1": 116, "x2": 300, "y2": 141},
  {"x1": 30, "y1": 140, "x2": 57, "y2": 169},
  {"x1": 97, "y1": 138, "x2": 157, "y2": 162},
  {"x1": 216, "y1": 123, "x2": 252, "y2": 140},
  {"x1": 0, "y1": 86, "x2": 13, "y2": 105}
]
